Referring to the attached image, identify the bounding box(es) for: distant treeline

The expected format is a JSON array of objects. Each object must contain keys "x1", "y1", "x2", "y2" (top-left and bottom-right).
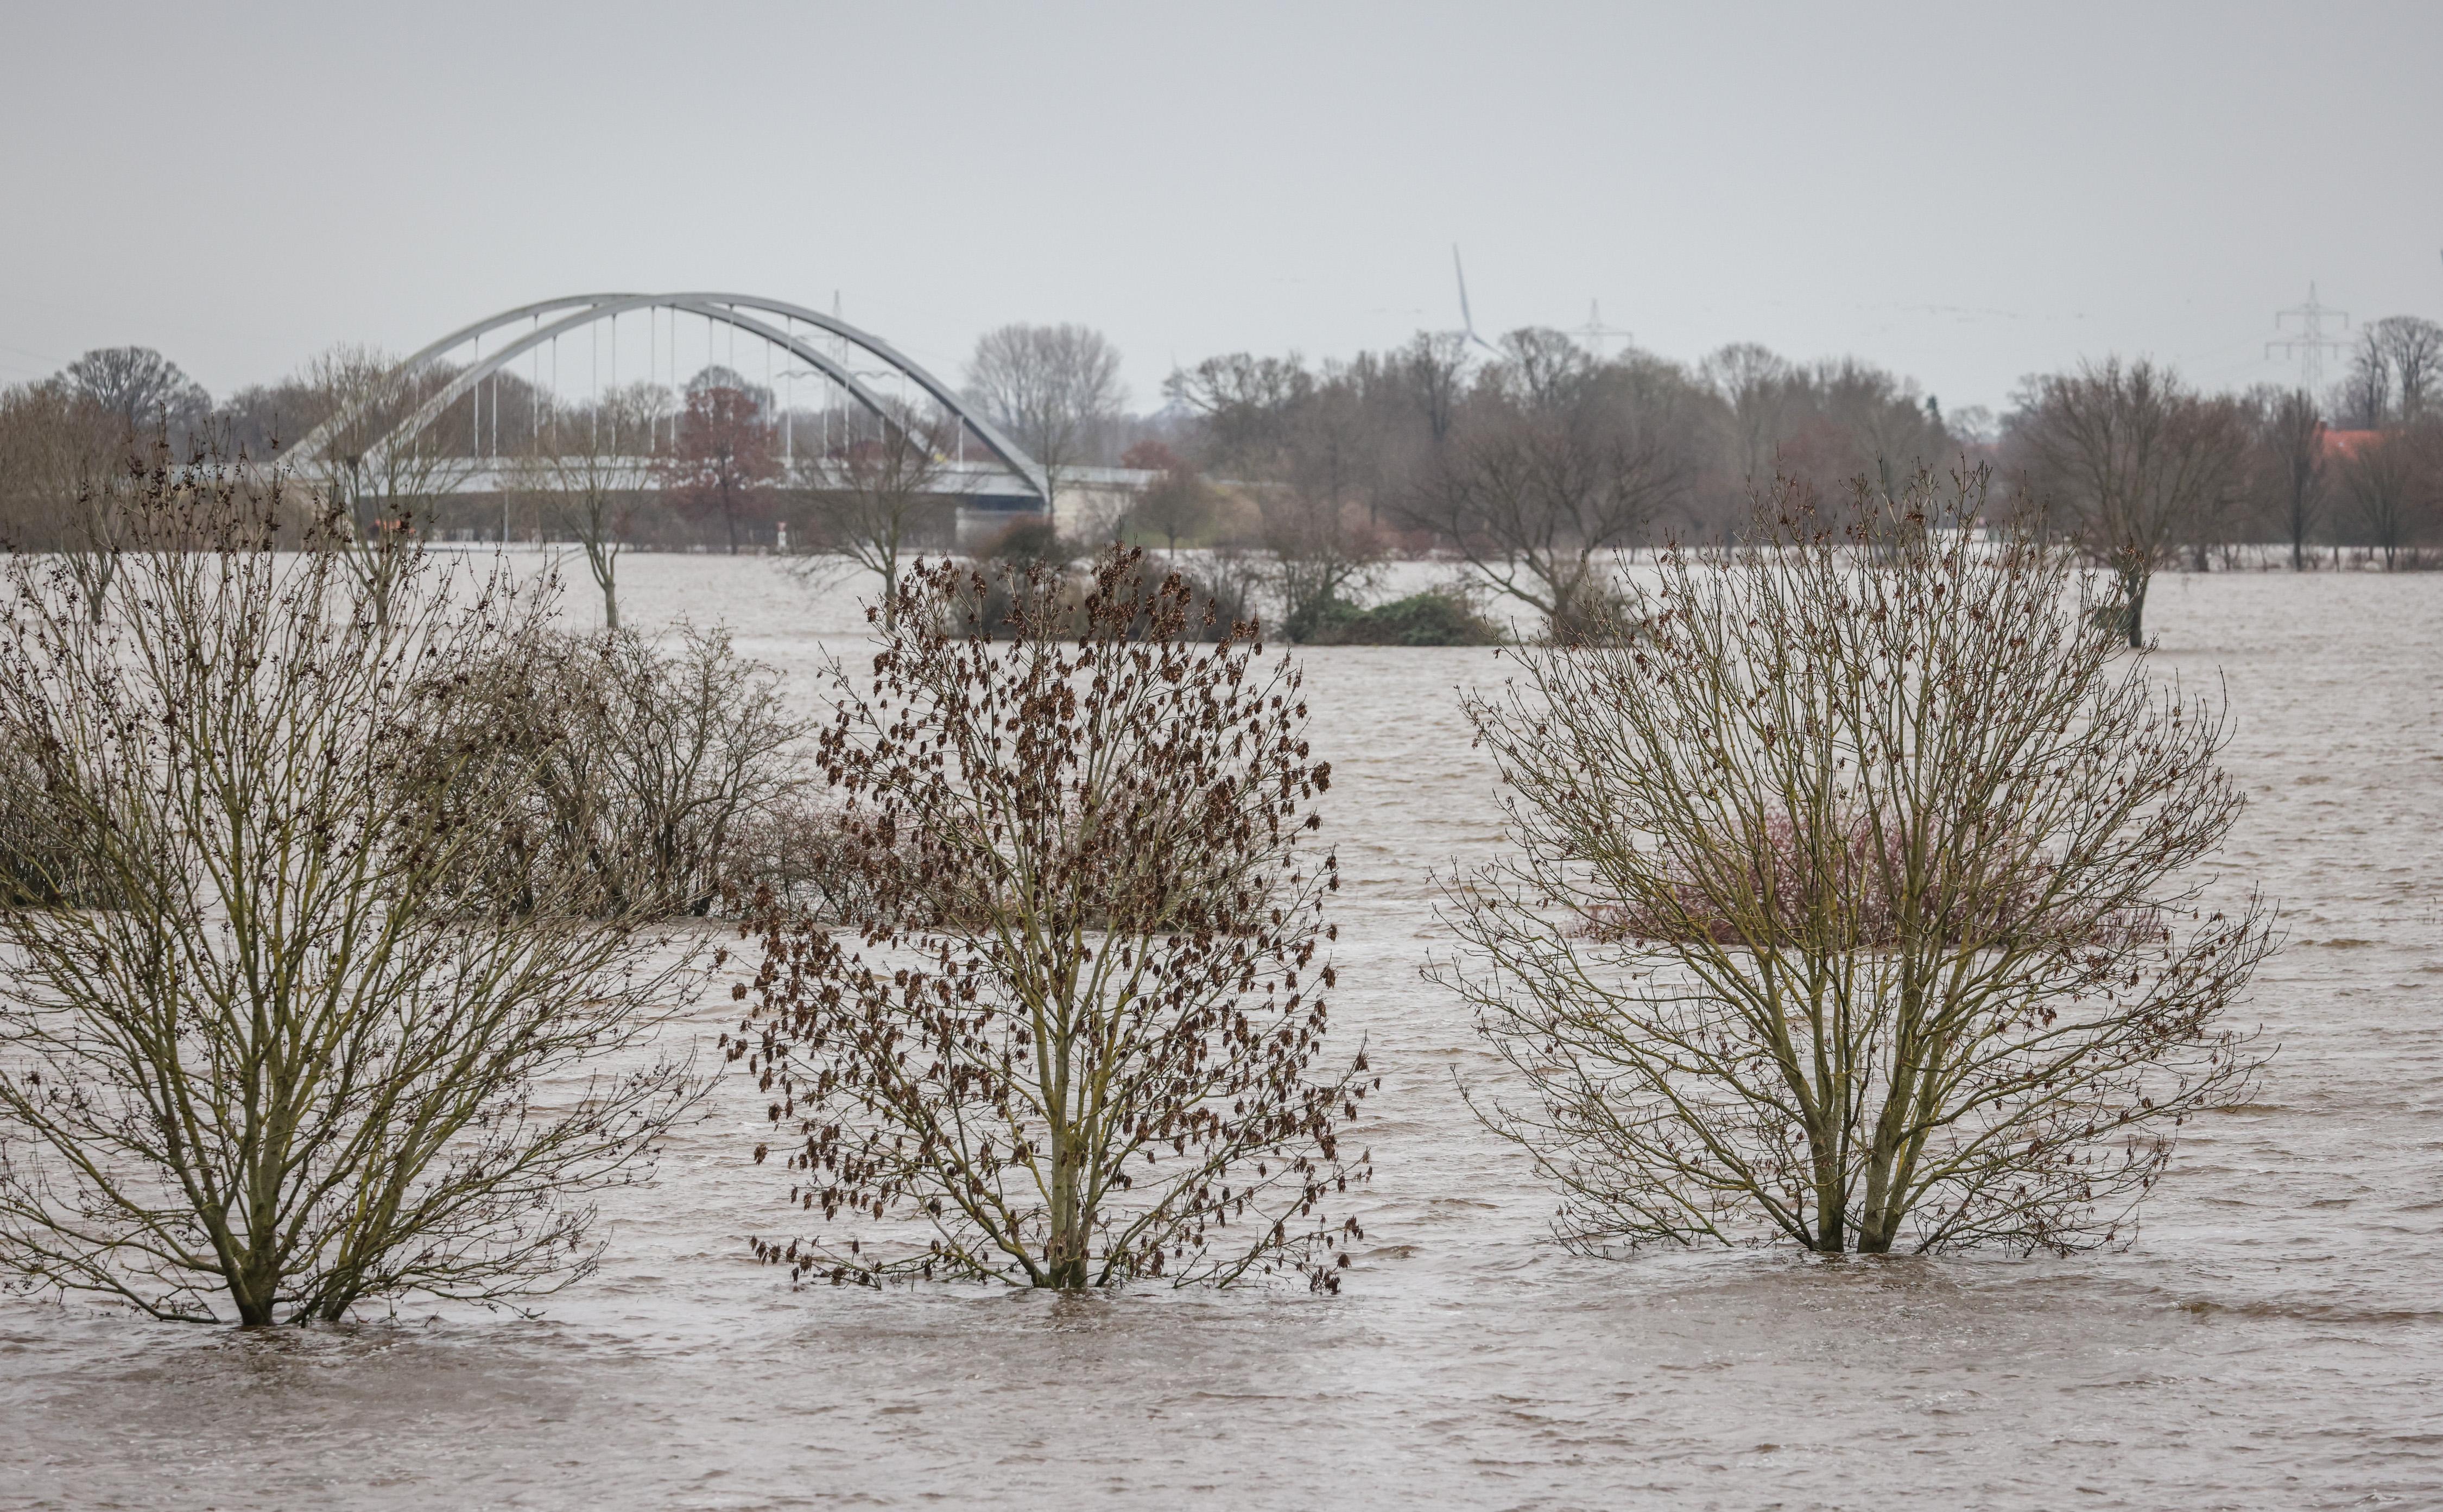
[{"x1": 4, "y1": 316, "x2": 2437, "y2": 613}]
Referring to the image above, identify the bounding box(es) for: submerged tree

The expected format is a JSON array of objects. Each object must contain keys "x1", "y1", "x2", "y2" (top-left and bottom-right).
[
  {"x1": 1402, "y1": 332, "x2": 1708, "y2": 637},
  {"x1": 435, "y1": 622, "x2": 808, "y2": 920},
  {"x1": 744, "y1": 549, "x2": 1372, "y2": 1290},
  {"x1": 2006, "y1": 359, "x2": 2250, "y2": 646},
  {"x1": 2337, "y1": 426, "x2": 2436, "y2": 571},
  {"x1": 510, "y1": 383, "x2": 660, "y2": 628},
  {"x1": 1121, "y1": 441, "x2": 1216, "y2": 557},
  {"x1": 0, "y1": 456, "x2": 705, "y2": 1324},
  {"x1": 2254, "y1": 387, "x2": 2326, "y2": 572},
  {"x1": 1442, "y1": 469, "x2": 2273, "y2": 1256},
  {"x1": 788, "y1": 402, "x2": 955, "y2": 630},
  {"x1": 284, "y1": 344, "x2": 476, "y2": 625}
]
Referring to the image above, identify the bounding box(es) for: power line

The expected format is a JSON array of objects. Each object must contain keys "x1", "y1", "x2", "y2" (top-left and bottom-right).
[
  {"x1": 1573, "y1": 300, "x2": 1631, "y2": 359},
  {"x1": 2268, "y1": 283, "x2": 2349, "y2": 391}
]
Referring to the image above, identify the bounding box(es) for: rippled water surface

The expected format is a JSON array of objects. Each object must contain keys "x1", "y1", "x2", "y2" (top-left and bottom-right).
[{"x1": 5, "y1": 558, "x2": 2439, "y2": 1511}]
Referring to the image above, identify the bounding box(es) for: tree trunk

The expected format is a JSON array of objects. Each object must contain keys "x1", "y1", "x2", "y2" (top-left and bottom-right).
[
  {"x1": 2121, "y1": 568, "x2": 2149, "y2": 649},
  {"x1": 1045, "y1": 1130, "x2": 1089, "y2": 1288},
  {"x1": 1809, "y1": 1125, "x2": 1846, "y2": 1252},
  {"x1": 225, "y1": 1249, "x2": 280, "y2": 1325},
  {"x1": 1855, "y1": 976, "x2": 1930, "y2": 1254},
  {"x1": 1856, "y1": 1116, "x2": 1906, "y2": 1254},
  {"x1": 587, "y1": 542, "x2": 620, "y2": 630}
]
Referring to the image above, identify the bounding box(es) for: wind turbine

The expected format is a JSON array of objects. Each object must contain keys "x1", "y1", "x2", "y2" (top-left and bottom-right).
[{"x1": 1451, "y1": 245, "x2": 1499, "y2": 355}]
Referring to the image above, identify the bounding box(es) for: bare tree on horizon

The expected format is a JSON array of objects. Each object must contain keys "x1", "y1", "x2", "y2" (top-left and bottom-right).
[
  {"x1": 2254, "y1": 387, "x2": 2327, "y2": 571},
  {"x1": 964, "y1": 322, "x2": 1125, "y2": 518}
]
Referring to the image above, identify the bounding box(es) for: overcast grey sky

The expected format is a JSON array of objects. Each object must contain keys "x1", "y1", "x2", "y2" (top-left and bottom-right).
[{"x1": 3, "y1": 1, "x2": 2436, "y2": 415}]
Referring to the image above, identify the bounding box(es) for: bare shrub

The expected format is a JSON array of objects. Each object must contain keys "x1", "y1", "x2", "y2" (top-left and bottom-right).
[
  {"x1": 743, "y1": 548, "x2": 1372, "y2": 1290},
  {"x1": 422, "y1": 624, "x2": 811, "y2": 920},
  {"x1": 0, "y1": 456, "x2": 706, "y2": 1324},
  {"x1": 1441, "y1": 469, "x2": 2274, "y2": 1257},
  {"x1": 944, "y1": 547, "x2": 1248, "y2": 646}
]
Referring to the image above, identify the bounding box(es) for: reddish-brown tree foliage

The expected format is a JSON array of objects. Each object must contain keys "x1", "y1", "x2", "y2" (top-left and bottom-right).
[{"x1": 663, "y1": 384, "x2": 777, "y2": 554}]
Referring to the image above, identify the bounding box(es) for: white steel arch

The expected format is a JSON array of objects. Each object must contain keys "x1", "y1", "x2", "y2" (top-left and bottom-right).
[{"x1": 282, "y1": 292, "x2": 1048, "y2": 502}]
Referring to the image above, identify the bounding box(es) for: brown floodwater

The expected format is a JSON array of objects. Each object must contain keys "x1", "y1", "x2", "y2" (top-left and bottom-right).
[{"x1": 4, "y1": 558, "x2": 2438, "y2": 1511}]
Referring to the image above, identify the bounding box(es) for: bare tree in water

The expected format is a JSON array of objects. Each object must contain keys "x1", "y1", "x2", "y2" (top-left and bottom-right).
[
  {"x1": 743, "y1": 549, "x2": 1373, "y2": 1290},
  {"x1": 288, "y1": 346, "x2": 474, "y2": 624},
  {"x1": 665, "y1": 381, "x2": 777, "y2": 555},
  {"x1": 2337, "y1": 426, "x2": 2438, "y2": 570},
  {"x1": 788, "y1": 401, "x2": 954, "y2": 630},
  {"x1": 1442, "y1": 469, "x2": 2273, "y2": 1256},
  {"x1": 1402, "y1": 330, "x2": 1706, "y2": 637},
  {"x1": 509, "y1": 384, "x2": 660, "y2": 628},
  {"x1": 2253, "y1": 388, "x2": 2327, "y2": 572},
  {"x1": 2006, "y1": 359, "x2": 2250, "y2": 646},
  {"x1": 0, "y1": 453, "x2": 705, "y2": 1324},
  {"x1": 1120, "y1": 441, "x2": 1214, "y2": 558}
]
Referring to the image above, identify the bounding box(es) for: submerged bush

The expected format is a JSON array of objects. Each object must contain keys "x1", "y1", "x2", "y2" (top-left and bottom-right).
[
  {"x1": 939, "y1": 550, "x2": 1251, "y2": 644},
  {"x1": 979, "y1": 517, "x2": 1074, "y2": 570},
  {"x1": 415, "y1": 624, "x2": 812, "y2": 920},
  {"x1": 1295, "y1": 586, "x2": 1505, "y2": 646}
]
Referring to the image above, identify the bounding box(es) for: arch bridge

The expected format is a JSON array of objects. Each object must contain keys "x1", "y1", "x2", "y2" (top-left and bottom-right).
[{"x1": 283, "y1": 292, "x2": 1050, "y2": 506}]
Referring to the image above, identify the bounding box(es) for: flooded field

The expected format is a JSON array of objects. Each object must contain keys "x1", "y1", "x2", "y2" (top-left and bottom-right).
[{"x1": 4, "y1": 556, "x2": 2439, "y2": 1511}]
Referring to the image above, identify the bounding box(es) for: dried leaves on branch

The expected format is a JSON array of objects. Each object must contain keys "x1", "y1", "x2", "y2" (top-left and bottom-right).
[
  {"x1": 0, "y1": 452, "x2": 707, "y2": 1324},
  {"x1": 744, "y1": 548, "x2": 1372, "y2": 1290},
  {"x1": 1441, "y1": 468, "x2": 2274, "y2": 1257}
]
